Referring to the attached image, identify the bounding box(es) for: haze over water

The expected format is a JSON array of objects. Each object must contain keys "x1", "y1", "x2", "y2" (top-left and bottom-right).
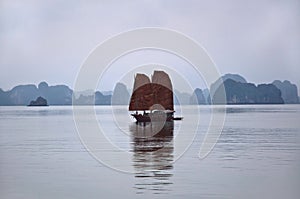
[{"x1": 0, "y1": 105, "x2": 300, "y2": 198}]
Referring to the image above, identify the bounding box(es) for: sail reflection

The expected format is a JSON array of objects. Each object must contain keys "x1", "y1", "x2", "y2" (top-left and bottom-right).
[{"x1": 130, "y1": 121, "x2": 174, "y2": 194}]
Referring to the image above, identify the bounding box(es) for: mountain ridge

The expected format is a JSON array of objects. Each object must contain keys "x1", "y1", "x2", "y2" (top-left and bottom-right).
[{"x1": 0, "y1": 74, "x2": 299, "y2": 105}]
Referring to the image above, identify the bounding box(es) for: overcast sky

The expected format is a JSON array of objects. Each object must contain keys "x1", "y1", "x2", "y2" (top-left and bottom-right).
[{"x1": 1, "y1": 0, "x2": 299, "y2": 93}]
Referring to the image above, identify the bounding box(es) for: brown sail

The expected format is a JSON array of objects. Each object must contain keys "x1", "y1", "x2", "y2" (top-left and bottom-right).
[
  {"x1": 129, "y1": 71, "x2": 174, "y2": 111},
  {"x1": 129, "y1": 73, "x2": 152, "y2": 111},
  {"x1": 151, "y1": 71, "x2": 173, "y2": 111}
]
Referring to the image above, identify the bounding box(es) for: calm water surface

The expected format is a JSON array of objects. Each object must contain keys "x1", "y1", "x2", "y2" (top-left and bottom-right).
[{"x1": 0, "y1": 105, "x2": 300, "y2": 199}]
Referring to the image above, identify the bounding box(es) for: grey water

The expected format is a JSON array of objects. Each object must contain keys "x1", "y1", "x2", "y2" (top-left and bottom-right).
[{"x1": 0, "y1": 105, "x2": 300, "y2": 199}]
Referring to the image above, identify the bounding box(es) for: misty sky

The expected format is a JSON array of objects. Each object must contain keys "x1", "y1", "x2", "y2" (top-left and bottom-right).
[{"x1": 1, "y1": 0, "x2": 299, "y2": 93}]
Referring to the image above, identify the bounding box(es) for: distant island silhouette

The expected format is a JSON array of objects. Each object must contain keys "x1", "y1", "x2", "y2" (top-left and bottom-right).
[
  {"x1": 0, "y1": 74, "x2": 299, "y2": 105},
  {"x1": 28, "y1": 96, "x2": 48, "y2": 106}
]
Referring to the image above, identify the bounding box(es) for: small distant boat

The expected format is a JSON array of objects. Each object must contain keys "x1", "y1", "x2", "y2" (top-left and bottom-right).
[{"x1": 129, "y1": 70, "x2": 183, "y2": 122}]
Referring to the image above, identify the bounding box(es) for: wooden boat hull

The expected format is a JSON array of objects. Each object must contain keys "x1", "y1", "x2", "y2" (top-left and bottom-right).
[{"x1": 131, "y1": 113, "x2": 183, "y2": 122}]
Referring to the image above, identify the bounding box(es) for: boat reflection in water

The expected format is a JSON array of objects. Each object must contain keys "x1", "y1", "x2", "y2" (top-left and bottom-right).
[{"x1": 129, "y1": 121, "x2": 174, "y2": 194}]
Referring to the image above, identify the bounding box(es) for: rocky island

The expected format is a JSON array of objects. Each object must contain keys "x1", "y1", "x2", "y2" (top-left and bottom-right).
[{"x1": 28, "y1": 96, "x2": 48, "y2": 106}]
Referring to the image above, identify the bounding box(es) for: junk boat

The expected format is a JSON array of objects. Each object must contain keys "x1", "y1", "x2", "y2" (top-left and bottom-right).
[{"x1": 129, "y1": 70, "x2": 183, "y2": 122}]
